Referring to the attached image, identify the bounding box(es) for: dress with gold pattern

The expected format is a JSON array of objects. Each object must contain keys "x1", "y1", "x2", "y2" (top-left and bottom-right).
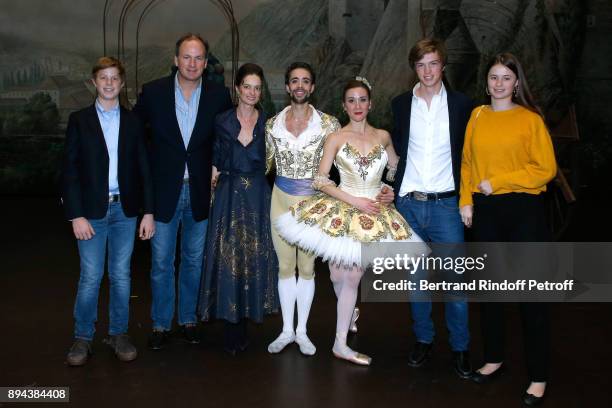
[
  {"x1": 274, "y1": 142, "x2": 424, "y2": 266},
  {"x1": 199, "y1": 108, "x2": 279, "y2": 323}
]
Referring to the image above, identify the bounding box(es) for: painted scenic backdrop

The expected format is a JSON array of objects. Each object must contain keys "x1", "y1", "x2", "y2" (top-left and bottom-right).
[{"x1": 0, "y1": 0, "x2": 610, "y2": 196}]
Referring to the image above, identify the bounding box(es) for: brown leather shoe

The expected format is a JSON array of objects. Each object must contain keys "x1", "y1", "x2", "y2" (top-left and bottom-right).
[
  {"x1": 105, "y1": 334, "x2": 138, "y2": 362},
  {"x1": 66, "y1": 339, "x2": 92, "y2": 366}
]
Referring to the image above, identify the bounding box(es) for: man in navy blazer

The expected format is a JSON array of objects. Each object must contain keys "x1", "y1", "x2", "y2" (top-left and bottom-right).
[
  {"x1": 133, "y1": 33, "x2": 232, "y2": 349},
  {"x1": 62, "y1": 57, "x2": 154, "y2": 366},
  {"x1": 391, "y1": 39, "x2": 474, "y2": 378}
]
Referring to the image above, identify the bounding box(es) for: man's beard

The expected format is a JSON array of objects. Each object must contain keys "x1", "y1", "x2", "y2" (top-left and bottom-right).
[{"x1": 290, "y1": 90, "x2": 310, "y2": 104}]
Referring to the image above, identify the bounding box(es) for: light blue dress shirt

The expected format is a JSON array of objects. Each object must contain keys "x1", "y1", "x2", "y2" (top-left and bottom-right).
[
  {"x1": 95, "y1": 99, "x2": 121, "y2": 195},
  {"x1": 174, "y1": 74, "x2": 202, "y2": 178}
]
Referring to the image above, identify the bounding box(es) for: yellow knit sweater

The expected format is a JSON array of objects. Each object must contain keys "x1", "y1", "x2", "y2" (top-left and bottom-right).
[{"x1": 459, "y1": 105, "x2": 557, "y2": 207}]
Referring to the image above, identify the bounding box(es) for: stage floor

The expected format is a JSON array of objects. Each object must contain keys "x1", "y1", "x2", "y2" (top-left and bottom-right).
[{"x1": 1, "y1": 196, "x2": 610, "y2": 407}]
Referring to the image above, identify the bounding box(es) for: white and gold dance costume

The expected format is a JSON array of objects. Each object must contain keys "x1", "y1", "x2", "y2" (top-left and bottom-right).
[
  {"x1": 266, "y1": 105, "x2": 340, "y2": 355},
  {"x1": 275, "y1": 141, "x2": 424, "y2": 364},
  {"x1": 275, "y1": 142, "x2": 423, "y2": 265}
]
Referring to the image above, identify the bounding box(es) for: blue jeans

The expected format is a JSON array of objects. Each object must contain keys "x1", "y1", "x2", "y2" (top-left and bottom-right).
[
  {"x1": 395, "y1": 194, "x2": 469, "y2": 351},
  {"x1": 151, "y1": 184, "x2": 207, "y2": 330},
  {"x1": 73, "y1": 202, "x2": 137, "y2": 341}
]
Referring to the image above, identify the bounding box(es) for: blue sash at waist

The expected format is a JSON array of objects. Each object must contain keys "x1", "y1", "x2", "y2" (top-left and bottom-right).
[{"x1": 275, "y1": 176, "x2": 315, "y2": 196}]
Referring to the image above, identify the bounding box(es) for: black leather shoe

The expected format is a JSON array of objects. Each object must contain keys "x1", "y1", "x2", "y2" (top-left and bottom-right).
[
  {"x1": 407, "y1": 342, "x2": 432, "y2": 367},
  {"x1": 522, "y1": 391, "x2": 545, "y2": 406},
  {"x1": 470, "y1": 364, "x2": 504, "y2": 384},
  {"x1": 453, "y1": 351, "x2": 472, "y2": 379},
  {"x1": 148, "y1": 330, "x2": 170, "y2": 350},
  {"x1": 182, "y1": 325, "x2": 200, "y2": 344}
]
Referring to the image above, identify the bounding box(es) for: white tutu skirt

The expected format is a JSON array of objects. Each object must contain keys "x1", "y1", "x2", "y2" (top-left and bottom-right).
[{"x1": 274, "y1": 193, "x2": 426, "y2": 266}]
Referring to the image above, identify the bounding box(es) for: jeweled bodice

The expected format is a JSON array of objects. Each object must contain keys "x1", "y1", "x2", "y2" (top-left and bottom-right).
[
  {"x1": 265, "y1": 107, "x2": 341, "y2": 179},
  {"x1": 335, "y1": 142, "x2": 387, "y2": 199}
]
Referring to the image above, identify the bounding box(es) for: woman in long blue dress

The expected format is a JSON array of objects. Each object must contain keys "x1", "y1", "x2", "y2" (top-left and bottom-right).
[{"x1": 199, "y1": 63, "x2": 279, "y2": 355}]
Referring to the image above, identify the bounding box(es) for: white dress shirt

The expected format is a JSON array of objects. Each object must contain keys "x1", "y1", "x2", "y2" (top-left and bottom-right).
[{"x1": 399, "y1": 82, "x2": 454, "y2": 196}]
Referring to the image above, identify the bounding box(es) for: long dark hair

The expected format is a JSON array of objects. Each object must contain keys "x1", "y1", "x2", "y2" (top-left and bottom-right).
[
  {"x1": 235, "y1": 63, "x2": 265, "y2": 86},
  {"x1": 234, "y1": 63, "x2": 265, "y2": 110},
  {"x1": 485, "y1": 53, "x2": 542, "y2": 116}
]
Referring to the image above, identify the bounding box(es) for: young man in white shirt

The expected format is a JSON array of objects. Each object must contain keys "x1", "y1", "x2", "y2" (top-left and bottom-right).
[{"x1": 391, "y1": 39, "x2": 474, "y2": 378}]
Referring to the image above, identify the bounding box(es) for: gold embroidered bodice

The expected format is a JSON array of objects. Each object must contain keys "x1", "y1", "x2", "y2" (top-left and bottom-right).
[
  {"x1": 265, "y1": 107, "x2": 340, "y2": 179},
  {"x1": 336, "y1": 142, "x2": 387, "y2": 200}
]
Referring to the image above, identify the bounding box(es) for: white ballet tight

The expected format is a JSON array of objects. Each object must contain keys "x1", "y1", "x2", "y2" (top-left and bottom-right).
[{"x1": 329, "y1": 263, "x2": 364, "y2": 355}]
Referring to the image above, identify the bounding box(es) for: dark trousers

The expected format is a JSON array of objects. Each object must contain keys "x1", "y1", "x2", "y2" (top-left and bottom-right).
[{"x1": 472, "y1": 193, "x2": 550, "y2": 382}]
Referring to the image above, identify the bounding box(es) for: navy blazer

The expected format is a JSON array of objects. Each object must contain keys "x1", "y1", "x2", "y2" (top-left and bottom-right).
[
  {"x1": 391, "y1": 88, "x2": 474, "y2": 195},
  {"x1": 61, "y1": 104, "x2": 154, "y2": 220},
  {"x1": 133, "y1": 75, "x2": 233, "y2": 222}
]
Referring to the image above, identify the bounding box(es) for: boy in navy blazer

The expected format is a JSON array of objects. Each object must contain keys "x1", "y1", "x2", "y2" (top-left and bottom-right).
[{"x1": 62, "y1": 57, "x2": 154, "y2": 366}]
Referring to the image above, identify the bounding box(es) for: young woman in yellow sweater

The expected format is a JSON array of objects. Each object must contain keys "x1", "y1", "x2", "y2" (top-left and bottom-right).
[{"x1": 459, "y1": 53, "x2": 556, "y2": 406}]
